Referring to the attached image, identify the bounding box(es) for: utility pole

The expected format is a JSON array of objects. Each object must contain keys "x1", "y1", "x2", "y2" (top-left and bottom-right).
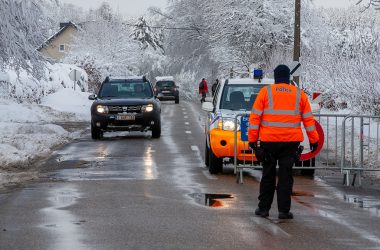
[{"x1": 293, "y1": 0, "x2": 301, "y2": 86}]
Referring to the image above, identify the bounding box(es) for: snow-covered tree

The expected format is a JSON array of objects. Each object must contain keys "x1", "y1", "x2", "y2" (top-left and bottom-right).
[
  {"x1": 133, "y1": 17, "x2": 164, "y2": 52},
  {"x1": 0, "y1": 0, "x2": 56, "y2": 77},
  {"x1": 301, "y1": 2, "x2": 380, "y2": 113},
  {"x1": 203, "y1": 0, "x2": 293, "y2": 75},
  {"x1": 357, "y1": 0, "x2": 380, "y2": 10},
  {"x1": 64, "y1": 7, "x2": 141, "y2": 91}
]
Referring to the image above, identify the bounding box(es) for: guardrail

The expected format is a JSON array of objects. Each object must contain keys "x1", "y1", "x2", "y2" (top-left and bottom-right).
[{"x1": 233, "y1": 113, "x2": 380, "y2": 186}]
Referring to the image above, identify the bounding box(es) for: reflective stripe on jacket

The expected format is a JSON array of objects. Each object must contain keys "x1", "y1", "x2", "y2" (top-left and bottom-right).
[{"x1": 248, "y1": 83, "x2": 319, "y2": 143}]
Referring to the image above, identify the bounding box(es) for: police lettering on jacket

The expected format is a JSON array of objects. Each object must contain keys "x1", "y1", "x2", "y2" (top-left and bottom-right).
[{"x1": 275, "y1": 86, "x2": 292, "y2": 93}]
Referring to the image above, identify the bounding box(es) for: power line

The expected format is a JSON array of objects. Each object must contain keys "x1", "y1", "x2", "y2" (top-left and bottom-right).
[{"x1": 124, "y1": 23, "x2": 206, "y2": 31}]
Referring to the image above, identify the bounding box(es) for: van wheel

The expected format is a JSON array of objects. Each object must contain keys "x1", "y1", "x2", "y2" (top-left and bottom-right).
[
  {"x1": 205, "y1": 140, "x2": 210, "y2": 167},
  {"x1": 152, "y1": 119, "x2": 161, "y2": 138},
  {"x1": 300, "y1": 169, "x2": 315, "y2": 176},
  {"x1": 209, "y1": 147, "x2": 223, "y2": 174},
  {"x1": 295, "y1": 158, "x2": 315, "y2": 176},
  {"x1": 91, "y1": 123, "x2": 102, "y2": 140}
]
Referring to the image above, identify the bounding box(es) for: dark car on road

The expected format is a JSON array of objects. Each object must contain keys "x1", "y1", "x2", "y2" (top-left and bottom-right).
[
  {"x1": 154, "y1": 76, "x2": 179, "y2": 104},
  {"x1": 89, "y1": 76, "x2": 161, "y2": 139}
]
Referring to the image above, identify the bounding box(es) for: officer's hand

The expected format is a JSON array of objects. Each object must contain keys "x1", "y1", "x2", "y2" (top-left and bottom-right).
[
  {"x1": 310, "y1": 142, "x2": 318, "y2": 152},
  {"x1": 249, "y1": 141, "x2": 257, "y2": 150}
]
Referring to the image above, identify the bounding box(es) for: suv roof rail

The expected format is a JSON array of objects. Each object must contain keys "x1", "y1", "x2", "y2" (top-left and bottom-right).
[
  {"x1": 225, "y1": 79, "x2": 229, "y2": 85},
  {"x1": 104, "y1": 76, "x2": 110, "y2": 83},
  {"x1": 143, "y1": 76, "x2": 147, "y2": 82}
]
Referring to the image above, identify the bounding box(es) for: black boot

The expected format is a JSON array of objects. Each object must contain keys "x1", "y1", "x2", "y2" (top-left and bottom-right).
[
  {"x1": 255, "y1": 208, "x2": 269, "y2": 217},
  {"x1": 278, "y1": 212, "x2": 293, "y2": 219}
]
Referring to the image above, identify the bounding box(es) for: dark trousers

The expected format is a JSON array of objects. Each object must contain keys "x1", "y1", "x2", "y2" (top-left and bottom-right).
[
  {"x1": 258, "y1": 142, "x2": 300, "y2": 213},
  {"x1": 200, "y1": 92, "x2": 206, "y2": 103}
]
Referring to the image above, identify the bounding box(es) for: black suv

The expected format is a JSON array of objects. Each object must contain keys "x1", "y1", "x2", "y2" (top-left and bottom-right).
[
  {"x1": 154, "y1": 77, "x2": 179, "y2": 104},
  {"x1": 89, "y1": 76, "x2": 161, "y2": 139}
]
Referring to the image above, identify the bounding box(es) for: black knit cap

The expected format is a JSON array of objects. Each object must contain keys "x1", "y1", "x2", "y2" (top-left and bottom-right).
[{"x1": 274, "y1": 64, "x2": 290, "y2": 84}]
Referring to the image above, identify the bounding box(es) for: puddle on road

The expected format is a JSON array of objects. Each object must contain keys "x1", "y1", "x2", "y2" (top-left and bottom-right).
[
  {"x1": 55, "y1": 159, "x2": 91, "y2": 169},
  {"x1": 344, "y1": 194, "x2": 380, "y2": 215},
  {"x1": 49, "y1": 155, "x2": 157, "y2": 181},
  {"x1": 189, "y1": 193, "x2": 234, "y2": 208},
  {"x1": 40, "y1": 185, "x2": 86, "y2": 249}
]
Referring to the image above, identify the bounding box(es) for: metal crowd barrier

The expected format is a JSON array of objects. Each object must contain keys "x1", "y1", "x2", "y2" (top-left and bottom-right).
[
  {"x1": 341, "y1": 115, "x2": 380, "y2": 186},
  {"x1": 233, "y1": 113, "x2": 380, "y2": 186},
  {"x1": 233, "y1": 113, "x2": 255, "y2": 184}
]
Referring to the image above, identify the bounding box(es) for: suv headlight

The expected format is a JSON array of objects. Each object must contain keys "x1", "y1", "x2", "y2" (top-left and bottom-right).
[
  {"x1": 96, "y1": 105, "x2": 109, "y2": 114},
  {"x1": 142, "y1": 104, "x2": 154, "y2": 112},
  {"x1": 218, "y1": 119, "x2": 240, "y2": 131}
]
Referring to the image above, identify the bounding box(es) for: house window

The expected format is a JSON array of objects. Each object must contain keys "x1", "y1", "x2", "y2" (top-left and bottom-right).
[{"x1": 59, "y1": 44, "x2": 65, "y2": 52}]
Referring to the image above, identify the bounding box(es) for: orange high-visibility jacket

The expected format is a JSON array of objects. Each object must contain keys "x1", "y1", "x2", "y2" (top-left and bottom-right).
[{"x1": 248, "y1": 83, "x2": 319, "y2": 143}]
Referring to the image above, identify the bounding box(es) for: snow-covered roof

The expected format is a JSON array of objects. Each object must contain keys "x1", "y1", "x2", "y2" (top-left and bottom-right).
[
  {"x1": 109, "y1": 75, "x2": 146, "y2": 81},
  {"x1": 155, "y1": 76, "x2": 174, "y2": 81},
  {"x1": 37, "y1": 22, "x2": 78, "y2": 51},
  {"x1": 226, "y1": 78, "x2": 274, "y2": 85}
]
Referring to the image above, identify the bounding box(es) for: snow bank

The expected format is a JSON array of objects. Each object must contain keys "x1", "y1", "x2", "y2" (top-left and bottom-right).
[
  {"x1": 41, "y1": 88, "x2": 92, "y2": 121},
  {"x1": 0, "y1": 62, "x2": 88, "y2": 103},
  {"x1": 0, "y1": 63, "x2": 92, "y2": 178}
]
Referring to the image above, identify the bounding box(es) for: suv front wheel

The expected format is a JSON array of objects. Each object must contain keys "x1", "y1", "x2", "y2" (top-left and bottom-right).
[
  {"x1": 205, "y1": 139, "x2": 210, "y2": 167},
  {"x1": 152, "y1": 119, "x2": 161, "y2": 138},
  {"x1": 209, "y1": 146, "x2": 223, "y2": 174},
  {"x1": 91, "y1": 123, "x2": 102, "y2": 140}
]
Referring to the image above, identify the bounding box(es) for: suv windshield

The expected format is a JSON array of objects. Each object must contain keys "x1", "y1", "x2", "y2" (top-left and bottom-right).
[
  {"x1": 220, "y1": 84, "x2": 267, "y2": 111},
  {"x1": 156, "y1": 81, "x2": 175, "y2": 87},
  {"x1": 99, "y1": 81, "x2": 153, "y2": 99}
]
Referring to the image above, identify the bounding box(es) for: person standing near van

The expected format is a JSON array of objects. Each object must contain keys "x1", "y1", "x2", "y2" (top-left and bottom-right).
[
  {"x1": 199, "y1": 78, "x2": 209, "y2": 103},
  {"x1": 211, "y1": 79, "x2": 219, "y2": 96},
  {"x1": 248, "y1": 64, "x2": 319, "y2": 219}
]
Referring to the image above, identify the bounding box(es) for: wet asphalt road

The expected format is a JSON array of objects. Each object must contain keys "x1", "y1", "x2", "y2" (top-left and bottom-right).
[{"x1": 1, "y1": 101, "x2": 380, "y2": 250}]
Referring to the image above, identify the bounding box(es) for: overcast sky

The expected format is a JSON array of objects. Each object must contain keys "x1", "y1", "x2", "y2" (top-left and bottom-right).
[
  {"x1": 59, "y1": 0, "x2": 355, "y2": 17},
  {"x1": 313, "y1": 0, "x2": 355, "y2": 8},
  {"x1": 60, "y1": 0, "x2": 168, "y2": 17}
]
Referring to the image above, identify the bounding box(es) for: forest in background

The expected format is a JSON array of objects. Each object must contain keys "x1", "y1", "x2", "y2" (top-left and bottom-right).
[{"x1": 0, "y1": 0, "x2": 380, "y2": 113}]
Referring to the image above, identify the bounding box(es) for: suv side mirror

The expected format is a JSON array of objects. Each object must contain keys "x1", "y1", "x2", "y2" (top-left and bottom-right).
[
  {"x1": 202, "y1": 102, "x2": 214, "y2": 112},
  {"x1": 88, "y1": 94, "x2": 97, "y2": 100}
]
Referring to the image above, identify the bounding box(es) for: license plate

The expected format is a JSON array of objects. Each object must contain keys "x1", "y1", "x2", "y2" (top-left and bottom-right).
[
  {"x1": 162, "y1": 91, "x2": 171, "y2": 93},
  {"x1": 116, "y1": 115, "x2": 135, "y2": 121}
]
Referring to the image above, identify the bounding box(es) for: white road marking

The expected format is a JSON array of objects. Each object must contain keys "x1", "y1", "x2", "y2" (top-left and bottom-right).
[
  {"x1": 202, "y1": 170, "x2": 218, "y2": 180},
  {"x1": 191, "y1": 146, "x2": 199, "y2": 151},
  {"x1": 185, "y1": 122, "x2": 189, "y2": 125},
  {"x1": 185, "y1": 131, "x2": 192, "y2": 134},
  {"x1": 184, "y1": 116, "x2": 188, "y2": 119},
  {"x1": 183, "y1": 112, "x2": 187, "y2": 115}
]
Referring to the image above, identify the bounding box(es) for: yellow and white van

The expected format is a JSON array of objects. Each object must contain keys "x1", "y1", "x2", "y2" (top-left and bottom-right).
[{"x1": 202, "y1": 78, "x2": 321, "y2": 174}]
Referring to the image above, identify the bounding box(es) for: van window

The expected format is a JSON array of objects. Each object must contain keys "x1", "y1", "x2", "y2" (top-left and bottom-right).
[
  {"x1": 220, "y1": 84, "x2": 266, "y2": 111},
  {"x1": 156, "y1": 81, "x2": 175, "y2": 87}
]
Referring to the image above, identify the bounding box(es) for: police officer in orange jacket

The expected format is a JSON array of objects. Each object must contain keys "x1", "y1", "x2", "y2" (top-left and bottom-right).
[{"x1": 248, "y1": 65, "x2": 319, "y2": 219}]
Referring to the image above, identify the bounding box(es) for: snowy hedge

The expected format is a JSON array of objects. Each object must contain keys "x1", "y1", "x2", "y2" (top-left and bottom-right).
[{"x1": 0, "y1": 63, "x2": 88, "y2": 103}]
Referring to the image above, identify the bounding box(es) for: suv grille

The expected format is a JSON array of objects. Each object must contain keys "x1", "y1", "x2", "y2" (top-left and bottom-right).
[{"x1": 109, "y1": 105, "x2": 142, "y2": 114}]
